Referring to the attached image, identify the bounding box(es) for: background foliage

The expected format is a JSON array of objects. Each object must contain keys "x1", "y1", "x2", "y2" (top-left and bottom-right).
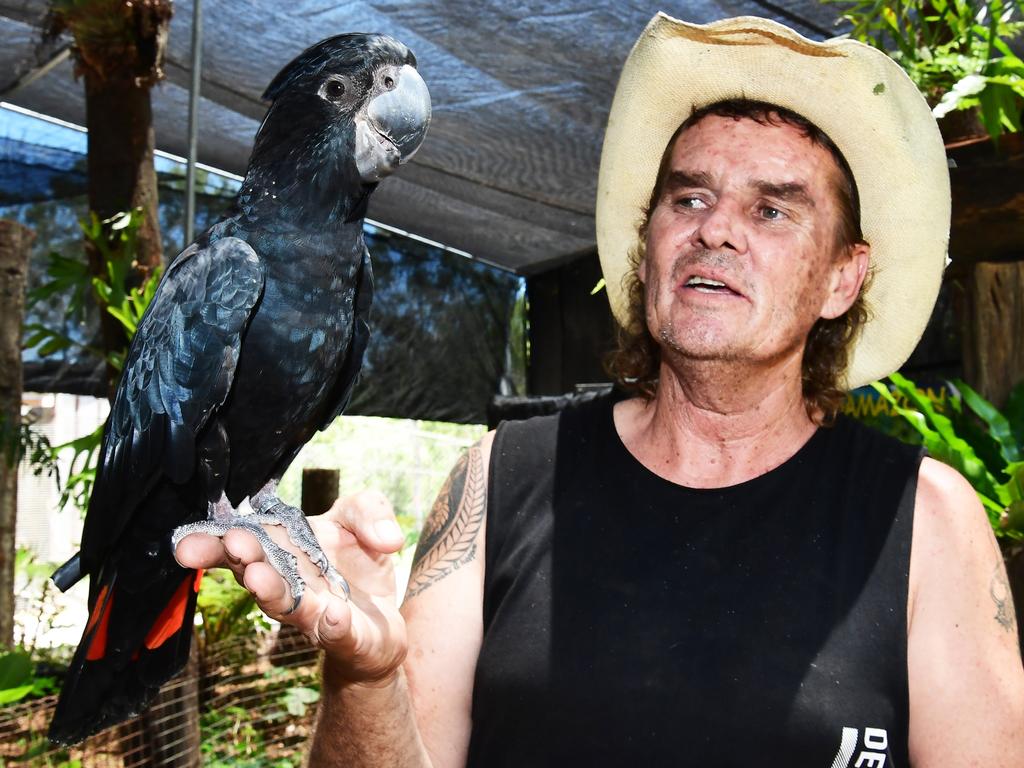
[
  {"x1": 830, "y1": 0, "x2": 1024, "y2": 139},
  {"x1": 855, "y1": 373, "x2": 1024, "y2": 543}
]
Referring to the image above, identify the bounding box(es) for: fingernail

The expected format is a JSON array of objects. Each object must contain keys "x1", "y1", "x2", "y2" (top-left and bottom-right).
[
  {"x1": 324, "y1": 605, "x2": 342, "y2": 626},
  {"x1": 375, "y1": 519, "x2": 402, "y2": 542}
]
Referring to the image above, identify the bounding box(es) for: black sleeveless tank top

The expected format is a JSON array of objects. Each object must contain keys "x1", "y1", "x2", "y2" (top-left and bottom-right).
[{"x1": 467, "y1": 394, "x2": 922, "y2": 767}]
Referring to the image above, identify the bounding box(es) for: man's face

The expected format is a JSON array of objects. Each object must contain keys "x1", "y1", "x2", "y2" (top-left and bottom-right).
[{"x1": 639, "y1": 114, "x2": 868, "y2": 369}]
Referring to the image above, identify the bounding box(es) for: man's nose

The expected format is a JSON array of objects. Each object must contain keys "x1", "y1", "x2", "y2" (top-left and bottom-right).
[{"x1": 693, "y1": 200, "x2": 746, "y2": 253}]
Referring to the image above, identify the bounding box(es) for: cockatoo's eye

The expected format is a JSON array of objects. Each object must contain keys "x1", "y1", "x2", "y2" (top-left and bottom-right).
[{"x1": 324, "y1": 79, "x2": 346, "y2": 101}]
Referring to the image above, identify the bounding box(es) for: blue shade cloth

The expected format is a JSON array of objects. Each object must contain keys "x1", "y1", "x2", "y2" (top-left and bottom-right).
[
  {"x1": 2, "y1": 110, "x2": 523, "y2": 424},
  {"x1": 0, "y1": 0, "x2": 843, "y2": 274}
]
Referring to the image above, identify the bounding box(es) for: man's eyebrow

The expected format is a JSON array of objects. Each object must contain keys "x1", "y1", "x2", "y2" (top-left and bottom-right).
[
  {"x1": 755, "y1": 181, "x2": 815, "y2": 208},
  {"x1": 663, "y1": 170, "x2": 713, "y2": 193}
]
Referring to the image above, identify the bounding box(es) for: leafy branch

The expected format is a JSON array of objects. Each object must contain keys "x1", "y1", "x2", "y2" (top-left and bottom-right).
[
  {"x1": 829, "y1": 0, "x2": 1024, "y2": 139},
  {"x1": 870, "y1": 372, "x2": 1024, "y2": 539},
  {"x1": 21, "y1": 208, "x2": 162, "y2": 512},
  {"x1": 0, "y1": 411, "x2": 58, "y2": 481}
]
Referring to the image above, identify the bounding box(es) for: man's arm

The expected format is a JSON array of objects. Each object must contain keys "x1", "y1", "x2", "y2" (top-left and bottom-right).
[
  {"x1": 401, "y1": 435, "x2": 490, "y2": 768},
  {"x1": 307, "y1": 434, "x2": 491, "y2": 768},
  {"x1": 908, "y1": 457, "x2": 1024, "y2": 767}
]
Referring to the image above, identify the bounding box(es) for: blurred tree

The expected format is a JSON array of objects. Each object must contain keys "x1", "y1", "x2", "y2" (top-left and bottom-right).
[
  {"x1": 0, "y1": 220, "x2": 33, "y2": 648},
  {"x1": 45, "y1": 0, "x2": 173, "y2": 396}
]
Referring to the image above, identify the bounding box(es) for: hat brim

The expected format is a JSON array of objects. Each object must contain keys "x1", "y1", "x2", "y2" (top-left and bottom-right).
[{"x1": 596, "y1": 14, "x2": 950, "y2": 389}]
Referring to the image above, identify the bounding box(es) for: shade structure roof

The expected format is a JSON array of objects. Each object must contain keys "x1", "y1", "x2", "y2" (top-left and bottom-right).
[{"x1": 1, "y1": 0, "x2": 843, "y2": 275}]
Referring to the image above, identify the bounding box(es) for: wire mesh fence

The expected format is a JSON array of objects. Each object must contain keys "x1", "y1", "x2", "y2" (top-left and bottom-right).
[{"x1": 0, "y1": 627, "x2": 323, "y2": 767}]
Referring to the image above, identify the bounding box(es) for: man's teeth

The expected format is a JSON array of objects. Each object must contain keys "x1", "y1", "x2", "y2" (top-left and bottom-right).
[{"x1": 686, "y1": 276, "x2": 727, "y2": 288}]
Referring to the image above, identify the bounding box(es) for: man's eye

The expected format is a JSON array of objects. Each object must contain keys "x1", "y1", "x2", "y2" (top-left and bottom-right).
[
  {"x1": 676, "y1": 196, "x2": 707, "y2": 210},
  {"x1": 760, "y1": 205, "x2": 785, "y2": 220}
]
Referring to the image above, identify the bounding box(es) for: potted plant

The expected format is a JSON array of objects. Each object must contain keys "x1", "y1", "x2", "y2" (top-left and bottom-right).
[
  {"x1": 829, "y1": 1, "x2": 1024, "y2": 411},
  {"x1": 829, "y1": 0, "x2": 1024, "y2": 144}
]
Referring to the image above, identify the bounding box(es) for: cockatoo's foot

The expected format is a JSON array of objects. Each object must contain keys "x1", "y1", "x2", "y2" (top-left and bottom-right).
[
  {"x1": 172, "y1": 484, "x2": 349, "y2": 612},
  {"x1": 248, "y1": 484, "x2": 351, "y2": 602}
]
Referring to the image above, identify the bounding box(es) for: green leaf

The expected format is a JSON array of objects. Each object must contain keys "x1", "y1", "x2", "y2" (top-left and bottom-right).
[
  {"x1": 954, "y1": 378, "x2": 1020, "y2": 463},
  {"x1": 1005, "y1": 379, "x2": 1024, "y2": 446},
  {"x1": 1003, "y1": 461, "x2": 1024, "y2": 501},
  {"x1": 52, "y1": 423, "x2": 103, "y2": 455},
  {"x1": 0, "y1": 651, "x2": 33, "y2": 692},
  {"x1": 106, "y1": 305, "x2": 137, "y2": 334},
  {"x1": 22, "y1": 328, "x2": 52, "y2": 350},
  {"x1": 280, "y1": 686, "x2": 320, "y2": 717},
  {"x1": 977, "y1": 84, "x2": 1007, "y2": 138},
  {"x1": 884, "y1": 374, "x2": 1002, "y2": 500},
  {"x1": 92, "y1": 277, "x2": 112, "y2": 304},
  {"x1": 0, "y1": 683, "x2": 35, "y2": 705},
  {"x1": 37, "y1": 335, "x2": 73, "y2": 357}
]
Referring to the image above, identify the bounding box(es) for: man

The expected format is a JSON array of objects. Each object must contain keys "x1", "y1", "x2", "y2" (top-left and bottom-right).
[{"x1": 177, "y1": 14, "x2": 1024, "y2": 767}]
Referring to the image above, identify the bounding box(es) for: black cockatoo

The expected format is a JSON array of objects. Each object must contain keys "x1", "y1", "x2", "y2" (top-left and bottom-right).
[{"x1": 47, "y1": 33, "x2": 430, "y2": 745}]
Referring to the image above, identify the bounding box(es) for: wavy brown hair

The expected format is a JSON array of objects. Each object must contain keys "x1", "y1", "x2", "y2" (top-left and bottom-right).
[{"x1": 605, "y1": 99, "x2": 871, "y2": 423}]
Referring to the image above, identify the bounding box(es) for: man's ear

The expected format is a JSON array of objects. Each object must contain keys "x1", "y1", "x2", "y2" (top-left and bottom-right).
[
  {"x1": 637, "y1": 255, "x2": 648, "y2": 285},
  {"x1": 820, "y1": 243, "x2": 870, "y2": 320}
]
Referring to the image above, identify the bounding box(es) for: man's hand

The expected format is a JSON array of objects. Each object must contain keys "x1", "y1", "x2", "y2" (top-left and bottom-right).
[{"x1": 174, "y1": 490, "x2": 408, "y2": 685}]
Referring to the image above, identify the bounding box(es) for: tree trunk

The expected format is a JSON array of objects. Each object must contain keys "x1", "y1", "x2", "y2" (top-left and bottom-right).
[
  {"x1": 84, "y1": 70, "x2": 164, "y2": 396},
  {"x1": 0, "y1": 220, "x2": 33, "y2": 648},
  {"x1": 47, "y1": 0, "x2": 173, "y2": 396},
  {"x1": 960, "y1": 260, "x2": 1024, "y2": 409}
]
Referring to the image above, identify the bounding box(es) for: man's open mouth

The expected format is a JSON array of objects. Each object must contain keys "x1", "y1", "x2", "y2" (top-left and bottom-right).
[{"x1": 684, "y1": 275, "x2": 741, "y2": 296}]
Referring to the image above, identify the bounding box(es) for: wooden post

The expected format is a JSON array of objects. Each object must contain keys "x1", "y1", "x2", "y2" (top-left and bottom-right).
[
  {"x1": 301, "y1": 468, "x2": 340, "y2": 516},
  {"x1": 0, "y1": 220, "x2": 33, "y2": 648},
  {"x1": 947, "y1": 136, "x2": 1024, "y2": 408},
  {"x1": 961, "y1": 261, "x2": 1024, "y2": 408}
]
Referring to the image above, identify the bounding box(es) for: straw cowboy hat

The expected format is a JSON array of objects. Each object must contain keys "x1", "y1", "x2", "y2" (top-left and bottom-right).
[{"x1": 596, "y1": 13, "x2": 950, "y2": 389}]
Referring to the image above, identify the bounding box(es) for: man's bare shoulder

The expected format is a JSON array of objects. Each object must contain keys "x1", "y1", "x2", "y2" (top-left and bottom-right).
[
  {"x1": 911, "y1": 456, "x2": 1019, "y2": 638},
  {"x1": 908, "y1": 457, "x2": 1024, "y2": 767}
]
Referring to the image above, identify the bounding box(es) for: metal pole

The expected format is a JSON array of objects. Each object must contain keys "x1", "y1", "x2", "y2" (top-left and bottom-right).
[{"x1": 184, "y1": 0, "x2": 203, "y2": 247}]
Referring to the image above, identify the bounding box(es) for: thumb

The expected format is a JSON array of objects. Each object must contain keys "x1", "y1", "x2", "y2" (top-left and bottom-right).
[
  {"x1": 370, "y1": 517, "x2": 405, "y2": 552},
  {"x1": 334, "y1": 490, "x2": 405, "y2": 554},
  {"x1": 316, "y1": 594, "x2": 354, "y2": 647}
]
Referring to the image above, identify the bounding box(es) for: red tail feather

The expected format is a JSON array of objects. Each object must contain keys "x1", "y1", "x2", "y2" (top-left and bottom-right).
[
  {"x1": 143, "y1": 569, "x2": 203, "y2": 650},
  {"x1": 85, "y1": 586, "x2": 113, "y2": 661}
]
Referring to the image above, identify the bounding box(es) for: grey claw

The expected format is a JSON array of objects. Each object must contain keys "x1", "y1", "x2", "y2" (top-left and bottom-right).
[
  {"x1": 325, "y1": 565, "x2": 351, "y2": 601},
  {"x1": 283, "y1": 592, "x2": 303, "y2": 615}
]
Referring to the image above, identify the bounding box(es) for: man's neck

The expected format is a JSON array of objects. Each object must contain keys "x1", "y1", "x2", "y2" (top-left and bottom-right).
[{"x1": 614, "y1": 354, "x2": 820, "y2": 489}]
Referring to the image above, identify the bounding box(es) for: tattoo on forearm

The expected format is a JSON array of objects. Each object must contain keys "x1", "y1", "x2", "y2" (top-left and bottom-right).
[
  {"x1": 405, "y1": 444, "x2": 485, "y2": 599},
  {"x1": 989, "y1": 559, "x2": 1018, "y2": 635}
]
